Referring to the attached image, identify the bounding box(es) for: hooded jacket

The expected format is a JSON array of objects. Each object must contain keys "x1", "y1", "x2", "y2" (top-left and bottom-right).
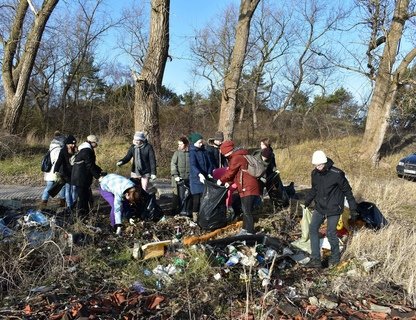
[
  {"x1": 43, "y1": 138, "x2": 64, "y2": 182},
  {"x1": 71, "y1": 142, "x2": 102, "y2": 187},
  {"x1": 304, "y1": 158, "x2": 357, "y2": 216},
  {"x1": 118, "y1": 142, "x2": 156, "y2": 176},
  {"x1": 219, "y1": 149, "x2": 261, "y2": 198},
  {"x1": 170, "y1": 149, "x2": 190, "y2": 187},
  {"x1": 189, "y1": 144, "x2": 214, "y2": 194}
]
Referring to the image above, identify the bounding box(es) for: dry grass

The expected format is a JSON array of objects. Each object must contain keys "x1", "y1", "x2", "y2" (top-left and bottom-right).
[{"x1": 343, "y1": 224, "x2": 416, "y2": 306}]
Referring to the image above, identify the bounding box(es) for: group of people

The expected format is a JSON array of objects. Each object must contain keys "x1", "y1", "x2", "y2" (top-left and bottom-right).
[{"x1": 41, "y1": 129, "x2": 358, "y2": 268}]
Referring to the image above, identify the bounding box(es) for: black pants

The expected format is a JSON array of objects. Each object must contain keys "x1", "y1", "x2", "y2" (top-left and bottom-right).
[
  {"x1": 192, "y1": 193, "x2": 202, "y2": 212},
  {"x1": 240, "y1": 195, "x2": 261, "y2": 234},
  {"x1": 76, "y1": 185, "x2": 92, "y2": 216}
]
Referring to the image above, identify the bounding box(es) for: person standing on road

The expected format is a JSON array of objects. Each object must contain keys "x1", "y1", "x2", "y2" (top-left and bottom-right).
[
  {"x1": 304, "y1": 150, "x2": 358, "y2": 268},
  {"x1": 189, "y1": 132, "x2": 215, "y2": 222},
  {"x1": 40, "y1": 131, "x2": 66, "y2": 209},
  {"x1": 217, "y1": 140, "x2": 261, "y2": 235},
  {"x1": 71, "y1": 135, "x2": 103, "y2": 216},
  {"x1": 54, "y1": 134, "x2": 77, "y2": 209},
  {"x1": 117, "y1": 131, "x2": 156, "y2": 191},
  {"x1": 170, "y1": 135, "x2": 191, "y2": 215}
]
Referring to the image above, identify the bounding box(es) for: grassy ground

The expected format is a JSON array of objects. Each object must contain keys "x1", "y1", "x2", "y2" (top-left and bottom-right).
[{"x1": 1, "y1": 134, "x2": 416, "y2": 313}]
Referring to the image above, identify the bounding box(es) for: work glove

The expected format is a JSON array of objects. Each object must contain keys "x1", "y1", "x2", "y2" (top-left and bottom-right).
[
  {"x1": 150, "y1": 174, "x2": 157, "y2": 181},
  {"x1": 349, "y1": 210, "x2": 359, "y2": 223},
  {"x1": 116, "y1": 161, "x2": 123, "y2": 167},
  {"x1": 198, "y1": 173, "x2": 206, "y2": 184},
  {"x1": 224, "y1": 182, "x2": 230, "y2": 188},
  {"x1": 208, "y1": 174, "x2": 213, "y2": 179},
  {"x1": 216, "y1": 179, "x2": 222, "y2": 186},
  {"x1": 115, "y1": 224, "x2": 122, "y2": 235},
  {"x1": 174, "y1": 176, "x2": 182, "y2": 182},
  {"x1": 259, "y1": 177, "x2": 266, "y2": 183}
]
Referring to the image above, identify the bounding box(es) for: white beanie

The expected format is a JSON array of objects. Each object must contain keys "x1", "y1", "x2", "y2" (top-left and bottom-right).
[
  {"x1": 312, "y1": 150, "x2": 327, "y2": 165},
  {"x1": 133, "y1": 131, "x2": 146, "y2": 141},
  {"x1": 87, "y1": 134, "x2": 99, "y2": 144}
]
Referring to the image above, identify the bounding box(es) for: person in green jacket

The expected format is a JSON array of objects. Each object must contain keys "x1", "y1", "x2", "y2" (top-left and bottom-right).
[{"x1": 170, "y1": 135, "x2": 191, "y2": 215}]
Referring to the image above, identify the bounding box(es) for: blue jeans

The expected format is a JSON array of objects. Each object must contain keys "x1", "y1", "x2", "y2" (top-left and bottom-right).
[
  {"x1": 309, "y1": 210, "x2": 340, "y2": 263},
  {"x1": 41, "y1": 181, "x2": 65, "y2": 201},
  {"x1": 64, "y1": 184, "x2": 77, "y2": 208}
]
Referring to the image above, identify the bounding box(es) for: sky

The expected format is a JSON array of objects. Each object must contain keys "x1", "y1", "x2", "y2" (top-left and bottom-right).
[
  {"x1": 96, "y1": 0, "x2": 374, "y2": 103},
  {"x1": 99, "y1": 0, "x2": 240, "y2": 95}
]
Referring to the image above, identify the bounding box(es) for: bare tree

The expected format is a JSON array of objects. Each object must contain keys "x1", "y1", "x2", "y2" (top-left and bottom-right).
[
  {"x1": 133, "y1": 0, "x2": 169, "y2": 151},
  {"x1": 1, "y1": 0, "x2": 59, "y2": 134},
  {"x1": 271, "y1": 0, "x2": 345, "y2": 122},
  {"x1": 358, "y1": 0, "x2": 416, "y2": 163},
  {"x1": 218, "y1": 0, "x2": 260, "y2": 139}
]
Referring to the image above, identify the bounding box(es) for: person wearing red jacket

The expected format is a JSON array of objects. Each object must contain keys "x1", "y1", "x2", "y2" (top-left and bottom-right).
[{"x1": 217, "y1": 140, "x2": 261, "y2": 235}]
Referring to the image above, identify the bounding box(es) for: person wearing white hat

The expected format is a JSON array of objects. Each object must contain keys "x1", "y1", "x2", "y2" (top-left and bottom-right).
[
  {"x1": 71, "y1": 134, "x2": 103, "y2": 216},
  {"x1": 304, "y1": 150, "x2": 358, "y2": 269},
  {"x1": 116, "y1": 131, "x2": 157, "y2": 191}
]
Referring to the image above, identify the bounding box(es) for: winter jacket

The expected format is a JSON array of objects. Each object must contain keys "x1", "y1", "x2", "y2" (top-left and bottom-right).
[
  {"x1": 54, "y1": 147, "x2": 74, "y2": 182},
  {"x1": 71, "y1": 142, "x2": 102, "y2": 187},
  {"x1": 219, "y1": 149, "x2": 261, "y2": 198},
  {"x1": 118, "y1": 142, "x2": 156, "y2": 176},
  {"x1": 170, "y1": 149, "x2": 190, "y2": 187},
  {"x1": 43, "y1": 138, "x2": 64, "y2": 182},
  {"x1": 189, "y1": 144, "x2": 215, "y2": 194},
  {"x1": 206, "y1": 144, "x2": 228, "y2": 168},
  {"x1": 304, "y1": 158, "x2": 357, "y2": 216},
  {"x1": 100, "y1": 174, "x2": 136, "y2": 225}
]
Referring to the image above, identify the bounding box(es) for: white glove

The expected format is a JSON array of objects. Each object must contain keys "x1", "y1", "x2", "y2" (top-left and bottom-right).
[
  {"x1": 174, "y1": 176, "x2": 181, "y2": 182},
  {"x1": 260, "y1": 177, "x2": 266, "y2": 183},
  {"x1": 150, "y1": 174, "x2": 157, "y2": 181},
  {"x1": 98, "y1": 176, "x2": 104, "y2": 182},
  {"x1": 198, "y1": 173, "x2": 205, "y2": 184},
  {"x1": 216, "y1": 179, "x2": 222, "y2": 186},
  {"x1": 208, "y1": 174, "x2": 213, "y2": 179},
  {"x1": 224, "y1": 182, "x2": 230, "y2": 188},
  {"x1": 116, "y1": 161, "x2": 123, "y2": 167},
  {"x1": 115, "y1": 225, "x2": 122, "y2": 235}
]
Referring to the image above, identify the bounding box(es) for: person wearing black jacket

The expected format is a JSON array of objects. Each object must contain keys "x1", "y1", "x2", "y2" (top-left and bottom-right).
[
  {"x1": 54, "y1": 135, "x2": 77, "y2": 208},
  {"x1": 304, "y1": 150, "x2": 358, "y2": 268},
  {"x1": 71, "y1": 135, "x2": 103, "y2": 216},
  {"x1": 206, "y1": 131, "x2": 227, "y2": 169},
  {"x1": 116, "y1": 131, "x2": 156, "y2": 191}
]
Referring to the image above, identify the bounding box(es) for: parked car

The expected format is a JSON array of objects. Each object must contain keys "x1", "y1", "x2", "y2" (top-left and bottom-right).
[{"x1": 397, "y1": 153, "x2": 416, "y2": 178}]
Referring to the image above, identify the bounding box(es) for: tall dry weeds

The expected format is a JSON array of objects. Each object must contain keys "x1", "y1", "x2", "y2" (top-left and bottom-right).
[{"x1": 344, "y1": 224, "x2": 416, "y2": 306}]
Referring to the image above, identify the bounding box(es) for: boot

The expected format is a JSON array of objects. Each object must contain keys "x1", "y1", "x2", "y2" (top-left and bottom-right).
[
  {"x1": 59, "y1": 198, "x2": 67, "y2": 208},
  {"x1": 192, "y1": 212, "x2": 198, "y2": 223},
  {"x1": 39, "y1": 200, "x2": 48, "y2": 210}
]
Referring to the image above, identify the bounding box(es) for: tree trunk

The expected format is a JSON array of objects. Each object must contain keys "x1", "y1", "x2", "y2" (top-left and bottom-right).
[
  {"x1": 134, "y1": 0, "x2": 169, "y2": 152},
  {"x1": 218, "y1": 0, "x2": 260, "y2": 140},
  {"x1": 2, "y1": 0, "x2": 59, "y2": 134},
  {"x1": 359, "y1": 0, "x2": 415, "y2": 163}
]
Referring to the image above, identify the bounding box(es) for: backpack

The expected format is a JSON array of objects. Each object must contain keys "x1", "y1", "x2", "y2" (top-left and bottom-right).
[
  {"x1": 41, "y1": 151, "x2": 53, "y2": 172},
  {"x1": 243, "y1": 155, "x2": 267, "y2": 178}
]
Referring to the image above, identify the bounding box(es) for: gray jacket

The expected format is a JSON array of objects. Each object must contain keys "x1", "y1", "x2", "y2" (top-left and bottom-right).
[{"x1": 170, "y1": 149, "x2": 190, "y2": 187}]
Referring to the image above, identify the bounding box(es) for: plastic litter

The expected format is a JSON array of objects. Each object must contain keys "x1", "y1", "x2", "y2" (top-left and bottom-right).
[
  {"x1": 0, "y1": 219, "x2": 13, "y2": 238},
  {"x1": 24, "y1": 210, "x2": 49, "y2": 226},
  {"x1": 132, "y1": 281, "x2": 145, "y2": 293}
]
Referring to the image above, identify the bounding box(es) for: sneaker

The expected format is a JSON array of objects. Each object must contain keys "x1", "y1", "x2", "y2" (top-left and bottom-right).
[{"x1": 304, "y1": 259, "x2": 322, "y2": 269}]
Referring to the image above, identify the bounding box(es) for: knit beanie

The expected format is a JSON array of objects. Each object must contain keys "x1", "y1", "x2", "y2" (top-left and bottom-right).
[
  {"x1": 65, "y1": 135, "x2": 77, "y2": 145},
  {"x1": 188, "y1": 132, "x2": 203, "y2": 144},
  {"x1": 220, "y1": 140, "x2": 235, "y2": 155},
  {"x1": 134, "y1": 131, "x2": 146, "y2": 141}
]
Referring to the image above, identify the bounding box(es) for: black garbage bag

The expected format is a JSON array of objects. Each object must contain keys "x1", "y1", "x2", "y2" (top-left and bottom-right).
[
  {"x1": 125, "y1": 179, "x2": 163, "y2": 222},
  {"x1": 177, "y1": 179, "x2": 192, "y2": 216},
  {"x1": 356, "y1": 201, "x2": 388, "y2": 229},
  {"x1": 198, "y1": 179, "x2": 228, "y2": 230},
  {"x1": 265, "y1": 172, "x2": 289, "y2": 208}
]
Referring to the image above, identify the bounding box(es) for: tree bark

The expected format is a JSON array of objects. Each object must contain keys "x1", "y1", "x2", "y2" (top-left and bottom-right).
[
  {"x1": 360, "y1": 0, "x2": 416, "y2": 163},
  {"x1": 218, "y1": 0, "x2": 260, "y2": 140},
  {"x1": 134, "y1": 0, "x2": 169, "y2": 152},
  {"x1": 2, "y1": 0, "x2": 59, "y2": 134}
]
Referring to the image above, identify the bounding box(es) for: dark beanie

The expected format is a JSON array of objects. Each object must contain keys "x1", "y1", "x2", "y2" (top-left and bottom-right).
[
  {"x1": 220, "y1": 140, "x2": 235, "y2": 155},
  {"x1": 189, "y1": 132, "x2": 203, "y2": 144},
  {"x1": 65, "y1": 135, "x2": 77, "y2": 145},
  {"x1": 261, "y1": 147, "x2": 273, "y2": 159}
]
